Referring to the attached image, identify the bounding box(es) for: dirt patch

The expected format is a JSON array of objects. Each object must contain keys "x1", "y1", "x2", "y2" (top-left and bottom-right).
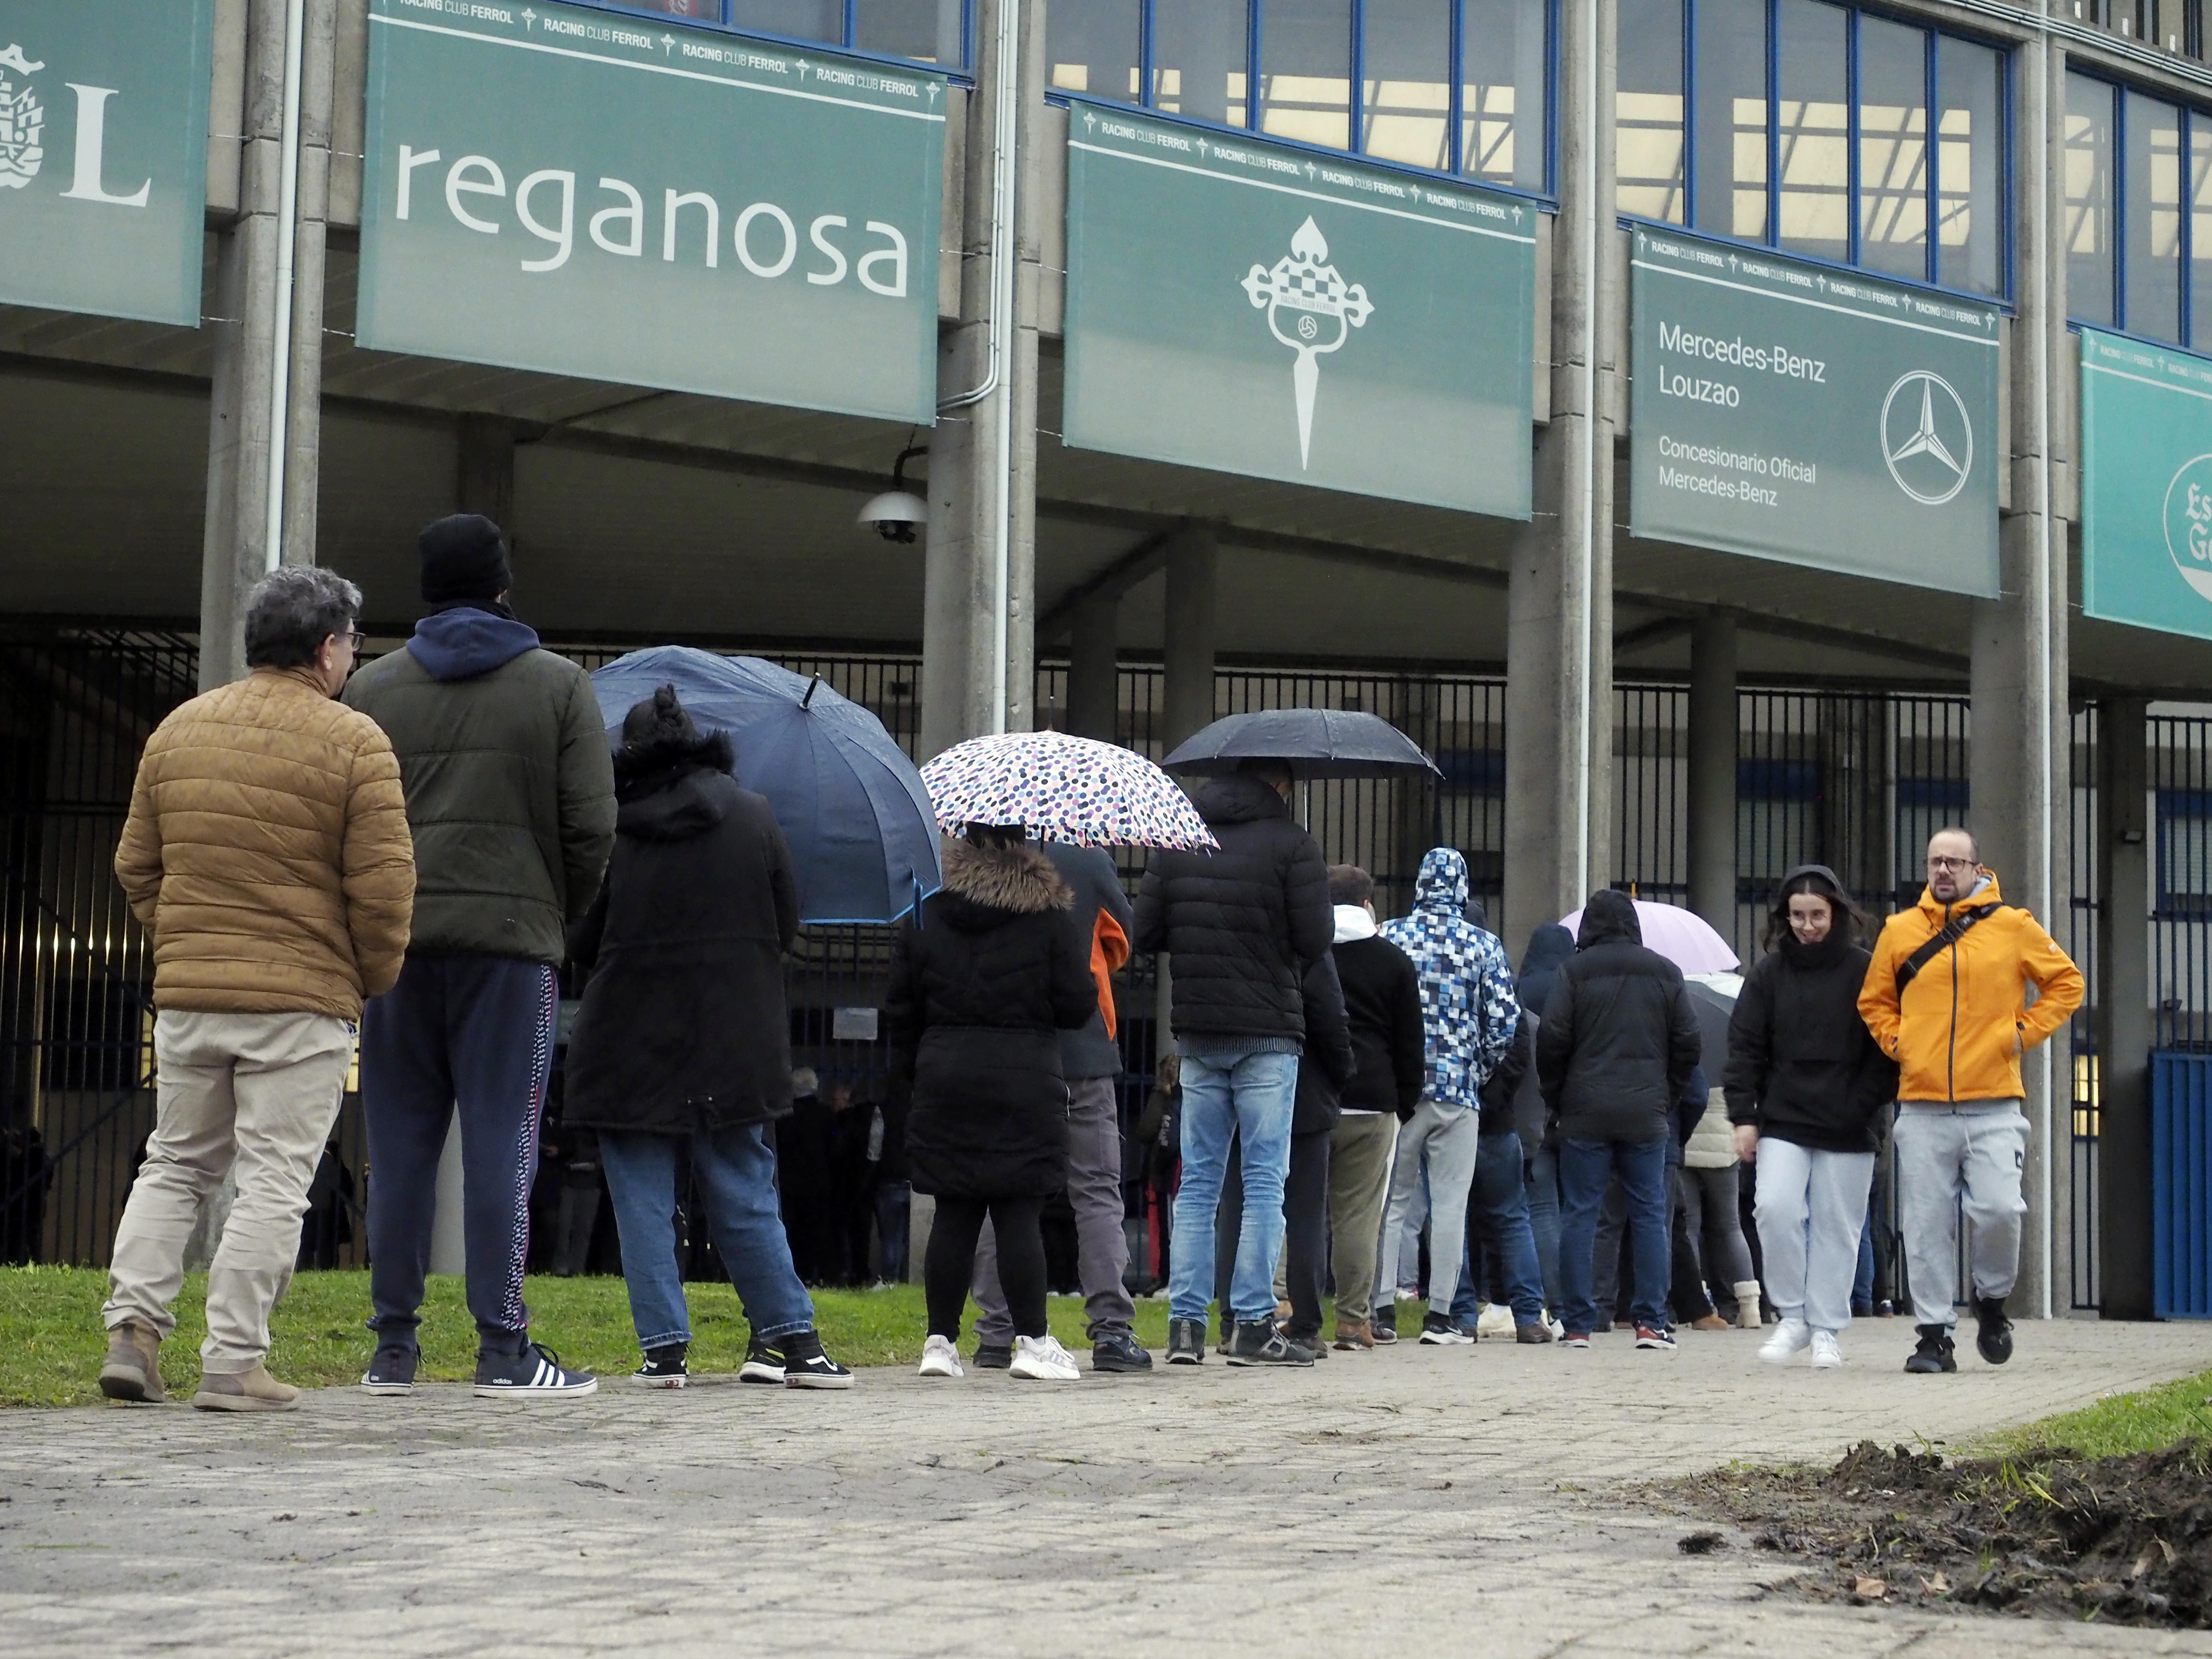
[{"x1": 1660, "y1": 1439, "x2": 2212, "y2": 1628}]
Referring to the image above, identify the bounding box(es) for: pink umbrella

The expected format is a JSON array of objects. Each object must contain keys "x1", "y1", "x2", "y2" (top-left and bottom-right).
[{"x1": 1556, "y1": 899, "x2": 1740, "y2": 975}]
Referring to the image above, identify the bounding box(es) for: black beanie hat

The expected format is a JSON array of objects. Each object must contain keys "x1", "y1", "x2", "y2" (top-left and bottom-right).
[
  {"x1": 419, "y1": 513, "x2": 513, "y2": 605},
  {"x1": 621, "y1": 685, "x2": 700, "y2": 752}
]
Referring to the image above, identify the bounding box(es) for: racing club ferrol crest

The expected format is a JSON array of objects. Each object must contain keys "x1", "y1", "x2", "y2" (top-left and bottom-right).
[{"x1": 0, "y1": 44, "x2": 45, "y2": 189}]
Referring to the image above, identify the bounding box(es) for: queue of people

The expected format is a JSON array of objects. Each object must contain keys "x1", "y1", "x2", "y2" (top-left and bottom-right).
[{"x1": 91, "y1": 518, "x2": 2086, "y2": 1410}]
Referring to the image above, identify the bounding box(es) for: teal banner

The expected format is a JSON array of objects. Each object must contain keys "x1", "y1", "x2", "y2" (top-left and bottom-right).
[
  {"x1": 2081, "y1": 328, "x2": 2212, "y2": 642},
  {"x1": 0, "y1": 0, "x2": 213, "y2": 326},
  {"x1": 1628, "y1": 227, "x2": 2002, "y2": 595},
  {"x1": 1062, "y1": 101, "x2": 1535, "y2": 517},
  {"x1": 360, "y1": 0, "x2": 945, "y2": 423}
]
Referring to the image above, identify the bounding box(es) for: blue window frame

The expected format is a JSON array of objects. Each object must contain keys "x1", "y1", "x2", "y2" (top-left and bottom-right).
[
  {"x1": 2065, "y1": 70, "x2": 2212, "y2": 350},
  {"x1": 580, "y1": 0, "x2": 973, "y2": 76},
  {"x1": 1617, "y1": 0, "x2": 2010, "y2": 300},
  {"x1": 1044, "y1": 0, "x2": 1558, "y2": 199}
]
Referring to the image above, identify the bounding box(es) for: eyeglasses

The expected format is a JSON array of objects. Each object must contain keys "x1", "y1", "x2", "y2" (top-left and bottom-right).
[{"x1": 1925, "y1": 855, "x2": 1977, "y2": 872}]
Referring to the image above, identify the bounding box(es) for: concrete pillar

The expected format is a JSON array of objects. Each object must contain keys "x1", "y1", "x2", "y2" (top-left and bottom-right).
[
  {"x1": 920, "y1": 0, "x2": 1041, "y2": 759},
  {"x1": 2097, "y1": 695, "x2": 2153, "y2": 1318},
  {"x1": 1686, "y1": 615, "x2": 1738, "y2": 951},
  {"x1": 1066, "y1": 591, "x2": 1120, "y2": 742},
  {"x1": 1503, "y1": 0, "x2": 1615, "y2": 951},
  {"x1": 429, "y1": 1116, "x2": 467, "y2": 1276},
  {"x1": 457, "y1": 415, "x2": 518, "y2": 528},
  {"x1": 198, "y1": 0, "x2": 335, "y2": 691},
  {"x1": 1161, "y1": 527, "x2": 1219, "y2": 750},
  {"x1": 1969, "y1": 34, "x2": 2069, "y2": 1318}
]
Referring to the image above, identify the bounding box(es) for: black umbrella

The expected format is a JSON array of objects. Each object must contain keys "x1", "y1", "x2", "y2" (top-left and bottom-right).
[
  {"x1": 1160, "y1": 709, "x2": 1441, "y2": 780},
  {"x1": 1682, "y1": 976, "x2": 1739, "y2": 1073}
]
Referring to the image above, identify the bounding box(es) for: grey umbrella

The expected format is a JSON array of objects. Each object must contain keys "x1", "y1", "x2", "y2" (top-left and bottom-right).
[
  {"x1": 1160, "y1": 709, "x2": 1441, "y2": 780},
  {"x1": 1682, "y1": 975, "x2": 1739, "y2": 1075}
]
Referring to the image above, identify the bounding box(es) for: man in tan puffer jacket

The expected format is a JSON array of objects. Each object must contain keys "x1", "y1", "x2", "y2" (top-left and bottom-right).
[{"x1": 100, "y1": 567, "x2": 414, "y2": 1413}]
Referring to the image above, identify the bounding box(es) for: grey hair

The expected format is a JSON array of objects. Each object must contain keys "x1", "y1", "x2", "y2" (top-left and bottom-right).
[{"x1": 243, "y1": 567, "x2": 363, "y2": 670}]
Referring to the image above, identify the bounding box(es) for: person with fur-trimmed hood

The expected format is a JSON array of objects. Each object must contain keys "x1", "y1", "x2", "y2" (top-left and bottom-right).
[
  {"x1": 888, "y1": 825, "x2": 1098, "y2": 1382},
  {"x1": 564, "y1": 687, "x2": 853, "y2": 1390}
]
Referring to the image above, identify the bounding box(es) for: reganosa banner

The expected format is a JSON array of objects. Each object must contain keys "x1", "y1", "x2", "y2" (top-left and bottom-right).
[
  {"x1": 1628, "y1": 226, "x2": 2001, "y2": 595},
  {"x1": 359, "y1": 0, "x2": 945, "y2": 423}
]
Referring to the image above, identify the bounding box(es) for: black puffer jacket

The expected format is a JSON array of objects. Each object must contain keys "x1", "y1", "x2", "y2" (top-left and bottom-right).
[
  {"x1": 1479, "y1": 1010, "x2": 1534, "y2": 1138},
  {"x1": 563, "y1": 726, "x2": 799, "y2": 1135},
  {"x1": 1534, "y1": 891, "x2": 1703, "y2": 1143},
  {"x1": 886, "y1": 839, "x2": 1096, "y2": 1200},
  {"x1": 1723, "y1": 932, "x2": 1900, "y2": 1153},
  {"x1": 1292, "y1": 952, "x2": 1357, "y2": 1134},
  {"x1": 1132, "y1": 773, "x2": 1332, "y2": 1044}
]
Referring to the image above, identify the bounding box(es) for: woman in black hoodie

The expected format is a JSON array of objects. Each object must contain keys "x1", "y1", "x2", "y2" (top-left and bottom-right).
[
  {"x1": 1723, "y1": 864, "x2": 1900, "y2": 1370},
  {"x1": 887, "y1": 825, "x2": 1097, "y2": 1382},
  {"x1": 565, "y1": 688, "x2": 851, "y2": 1390}
]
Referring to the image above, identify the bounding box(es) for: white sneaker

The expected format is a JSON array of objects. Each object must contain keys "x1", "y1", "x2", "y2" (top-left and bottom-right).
[
  {"x1": 917, "y1": 1334, "x2": 963, "y2": 1379},
  {"x1": 1545, "y1": 1313, "x2": 1567, "y2": 1340},
  {"x1": 1808, "y1": 1330, "x2": 1844, "y2": 1369},
  {"x1": 1758, "y1": 1318, "x2": 1811, "y2": 1365},
  {"x1": 1475, "y1": 1302, "x2": 1516, "y2": 1340},
  {"x1": 1008, "y1": 1334, "x2": 1081, "y2": 1381}
]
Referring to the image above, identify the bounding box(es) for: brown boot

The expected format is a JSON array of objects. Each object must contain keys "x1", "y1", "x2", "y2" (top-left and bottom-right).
[
  {"x1": 1690, "y1": 1312, "x2": 1731, "y2": 1332},
  {"x1": 191, "y1": 1363, "x2": 301, "y2": 1413},
  {"x1": 98, "y1": 1322, "x2": 166, "y2": 1404},
  {"x1": 1332, "y1": 1318, "x2": 1375, "y2": 1351}
]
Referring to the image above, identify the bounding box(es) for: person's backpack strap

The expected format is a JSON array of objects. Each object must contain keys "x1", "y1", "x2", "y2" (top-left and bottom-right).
[{"x1": 1894, "y1": 902, "x2": 2004, "y2": 996}]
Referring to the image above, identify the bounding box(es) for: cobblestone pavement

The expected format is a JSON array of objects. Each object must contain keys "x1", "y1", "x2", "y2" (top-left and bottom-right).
[{"x1": 4, "y1": 1316, "x2": 2211, "y2": 1657}]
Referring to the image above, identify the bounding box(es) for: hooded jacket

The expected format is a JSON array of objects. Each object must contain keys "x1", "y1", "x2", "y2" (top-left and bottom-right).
[
  {"x1": 342, "y1": 604, "x2": 615, "y2": 963},
  {"x1": 1857, "y1": 871, "x2": 2084, "y2": 1104},
  {"x1": 1377, "y1": 849, "x2": 1519, "y2": 1110},
  {"x1": 1725, "y1": 925, "x2": 1899, "y2": 1154},
  {"x1": 886, "y1": 839, "x2": 1097, "y2": 1200},
  {"x1": 1330, "y1": 904, "x2": 1427, "y2": 1118},
  {"x1": 1131, "y1": 772, "x2": 1333, "y2": 1047},
  {"x1": 562, "y1": 725, "x2": 800, "y2": 1136},
  {"x1": 1517, "y1": 925, "x2": 1575, "y2": 1018},
  {"x1": 1044, "y1": 842, "x2": 1135, "y2": 1080},
  {"x1": 1534, "y1": 890, "x2": 1703, "y2": 1143}
]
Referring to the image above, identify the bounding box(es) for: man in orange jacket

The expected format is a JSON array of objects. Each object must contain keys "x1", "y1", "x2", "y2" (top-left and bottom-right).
[{"x1": 1858, "y1": 828, "x2": 2083, "y2": 1376}]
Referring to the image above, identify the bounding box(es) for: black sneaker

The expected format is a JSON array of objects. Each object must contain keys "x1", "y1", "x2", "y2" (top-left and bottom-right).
[
  {"x1": 1904, "y1": 1324, "x2": 1958, "y2": 1374},
  {"x1": 1419, "y1": 1310, "x2": 1474, "y2": 1346},
  {"x1": 1972, "y1": 1296, "x2": 2014, "y2": 1366},
  {"x1": 360, "y1": 1345, "x2": 418, "y2": 1396},
  {"x1": 1215, "y1": 1317, "x2": 1235, "y2": 1356},
  {"x1": 972, "y1": 1342, "x2": 1014, "y2": 1370},
  {"x1": 633, "y1": 1344, "x2": 688, "y2": 1389},
  {"x1": 777, "y1": 1330, "x2": 854, "y2": 1389},
  {"x1": 739, "y1": 1333, "x2": 785, "y2": 1385},
  {"x1": 1226, "y1": 1322, "x2": 1315, "y2": 1367},
  {"x1": 474, "y1": 1341, "x2": 596, "y2": 1398},
  {"x1": 1091, "y1": 1330, "x2": 1154, "y2": 1373},
  {"x1": 1166, "y1": 1317, "x2": 1206, "y2": 1365}
]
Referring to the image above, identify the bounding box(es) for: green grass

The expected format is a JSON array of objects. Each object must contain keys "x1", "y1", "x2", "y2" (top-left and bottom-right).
[
  {"x1": 0, "y1": 1265, "x2": 1181, "y2": 1408},
  {"x1": 1975, "y1": 1362, "x2": 2212, "y2": 1462}
]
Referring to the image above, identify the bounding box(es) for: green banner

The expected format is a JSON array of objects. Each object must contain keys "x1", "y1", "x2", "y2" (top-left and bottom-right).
[
  {"x1": 1062, "y1": 101, "x2": 1535, "y2": 517},
  {"x1": 0, "y1": 0, "x2": 213, "y2": 326},
  {"x1": 1628, "y1": 227, "x2": 2002, "y2": 595},
  {"x1": 2081, "y1": 328, "x2": 2212, "y2": 642},
  {"x1": 360, "y1": 0, "x2": 945, "y2": 423}
]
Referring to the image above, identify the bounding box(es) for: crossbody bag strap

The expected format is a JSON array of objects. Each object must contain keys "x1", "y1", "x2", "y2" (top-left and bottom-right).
[{"x1": 1894, "y1": 901, "x2": 2004, "y2": 996}]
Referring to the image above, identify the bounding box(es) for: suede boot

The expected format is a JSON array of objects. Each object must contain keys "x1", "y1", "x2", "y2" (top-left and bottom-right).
[
  {"x1": 98, "y1": 1322, "x2": 165, "y2": 1404},
  {"x1": 192, "y1": 1363, "x2": 301, "y2": 1412}
]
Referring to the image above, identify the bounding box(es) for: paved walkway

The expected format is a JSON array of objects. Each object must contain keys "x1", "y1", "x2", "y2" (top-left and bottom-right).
[{"x1": 4, "y1": 1316, "x2": 2212, "y2": 1656}]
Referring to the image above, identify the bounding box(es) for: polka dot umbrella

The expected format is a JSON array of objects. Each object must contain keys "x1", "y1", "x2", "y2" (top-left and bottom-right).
[{"x1": 920, "y1": 731, "x2": 1219, "y2": 852}]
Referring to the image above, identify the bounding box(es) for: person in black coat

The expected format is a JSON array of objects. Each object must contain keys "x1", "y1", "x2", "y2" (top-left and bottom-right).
[
  {"x1": 564, "y1": 687, "x2": 851, "y2": 1389},
  {"x1": 1133, "y1": 763, "x2": 1333, "y2": 1367},
  {"x1": 1214, "y1": 952, "x2": 1355, "y2": 1353},
  {"x1": 1535, "y1": 890, "x2": 1702, "y2": 1346},
  {"x1": 1724, "y1": 864, "x2": 1900, "y2": 1367},
  {"x1": 888, "y1": 826, "x2": 1096, "y2": 1382}
]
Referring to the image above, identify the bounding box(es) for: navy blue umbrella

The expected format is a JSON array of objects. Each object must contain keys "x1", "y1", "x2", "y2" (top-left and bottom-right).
[{"x1": 590, "y1": 647, "x2": 940, "y2": 924}]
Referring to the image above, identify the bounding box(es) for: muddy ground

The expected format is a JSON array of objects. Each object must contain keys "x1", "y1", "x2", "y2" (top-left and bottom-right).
[{"x1": 1661, "y1": 1439, "x2": 2212, "y2": 1628}]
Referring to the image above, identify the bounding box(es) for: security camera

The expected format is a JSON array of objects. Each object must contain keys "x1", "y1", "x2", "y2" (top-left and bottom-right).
[
  {"x1": 858, "y1": 489, "x2": 928, "y2": 544},
  {"x1": 859, "y1": 445, "x2": 928, "y2": 544}
]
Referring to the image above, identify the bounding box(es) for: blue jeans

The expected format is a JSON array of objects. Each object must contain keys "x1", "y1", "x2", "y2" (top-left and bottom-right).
[
  {"x1": 1526, "y1": 1142, "x2": 1563, "y2": 1312},
  {"x1": 1557, "y1": 1135, "x2": 1671, "y2": 1335},
  {"x1": 1169, "y1": 1050, "x2": 1298, "y2": 1322},
  {"x1": 1853, "y1": 1194, "x2": 1876, "y2": 1312},
  {"x1": 599, "y1": 1123, "x2": 816, "y2": 1350},
  {"x1": 876, "y1": 1179, "x2": 912, "y2": 1283},
  {"x1": 1450, "y1": 1130, "x2": 1548, "y2": 1328}
]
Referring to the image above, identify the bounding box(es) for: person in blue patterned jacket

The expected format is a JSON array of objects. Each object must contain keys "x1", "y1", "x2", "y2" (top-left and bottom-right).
[{"x1": 1373, "y1": 848, "x2": 1520, "y2": 1345}]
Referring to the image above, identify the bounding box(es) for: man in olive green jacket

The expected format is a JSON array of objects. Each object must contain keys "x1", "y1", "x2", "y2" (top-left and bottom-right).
[{"x1": 342, "y1": 515, "x2": 615, "y2": 1398}]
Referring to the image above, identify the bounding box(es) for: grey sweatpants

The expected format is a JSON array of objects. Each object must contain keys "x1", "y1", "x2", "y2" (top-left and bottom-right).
[
  {"x1": 974, "y1": 1075, "x2": 1135, "y2": 1343},
  {"x1": 1893, "y1": 1100, "x2": 2029, "y2": 1328},
  {"x1": 1376, "y1": 1100, "x2": 1482, "y2": 1317}
]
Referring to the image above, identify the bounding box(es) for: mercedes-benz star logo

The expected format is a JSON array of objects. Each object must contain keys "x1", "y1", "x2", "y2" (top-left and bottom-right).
[{"x1": 1879, "y1": 371, "x2": 1973, "y2": 507}]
